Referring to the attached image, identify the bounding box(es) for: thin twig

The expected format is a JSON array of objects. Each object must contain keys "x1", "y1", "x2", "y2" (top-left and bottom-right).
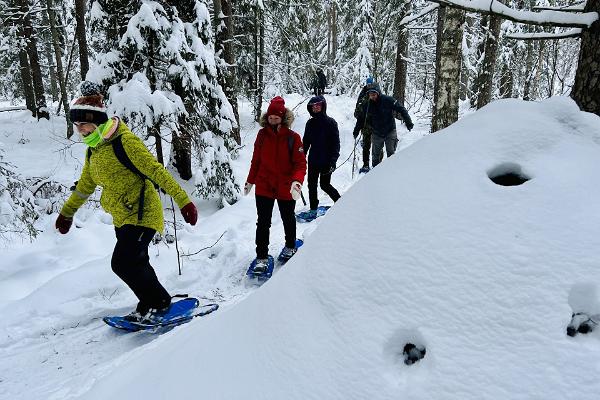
[{"x1": 182, "y1": 230, "x2": 227, "y2": 257}]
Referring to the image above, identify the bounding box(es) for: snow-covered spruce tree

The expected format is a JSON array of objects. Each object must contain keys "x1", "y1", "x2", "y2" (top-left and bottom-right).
[
  {"x1": 87, "y1": 0, "x2": 239, "y2": 204},
  {"x1": 0, "y1": 148, "x2": 38, "y2": 241},
  {"x1": 334, "y1": 0, "x2": 374, "y2": 94}
]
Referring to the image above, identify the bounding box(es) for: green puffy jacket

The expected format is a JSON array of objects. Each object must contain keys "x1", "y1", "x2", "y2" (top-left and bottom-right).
[{"x1": 60, "y1": 120, "x2": 191, "y2": 233}]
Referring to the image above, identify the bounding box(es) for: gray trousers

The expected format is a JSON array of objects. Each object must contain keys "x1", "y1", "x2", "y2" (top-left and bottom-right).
[{"x1": 371, "y1": 129, "x2": 398, "y2": 167}]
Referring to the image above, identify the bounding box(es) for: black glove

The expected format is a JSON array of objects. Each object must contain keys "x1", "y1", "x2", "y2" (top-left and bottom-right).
[
  {"x1": 406, "y1": 121, "x2": 414, "y2": 131},
  {"x1": 353, "y1": 126, "x2": 360, "y2": 139}
]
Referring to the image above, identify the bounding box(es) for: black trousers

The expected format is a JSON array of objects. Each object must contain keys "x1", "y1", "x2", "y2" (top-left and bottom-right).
[
  {"x1": 255, "y1": 195, "x2": 296, "y2": 259},
  {"x1": 307, "y1": 164, "x2": 341, "y2": 210},
  {"x1": 111, "y1": 225, "x2": 171, "y2": 314}
]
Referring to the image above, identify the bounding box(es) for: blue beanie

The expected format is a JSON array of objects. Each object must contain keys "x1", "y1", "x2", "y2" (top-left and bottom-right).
[{"x1": 366, "y1": 77, "x2": 374, "y2": 84}]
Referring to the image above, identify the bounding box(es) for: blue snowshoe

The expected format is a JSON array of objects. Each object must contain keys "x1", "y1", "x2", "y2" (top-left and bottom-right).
[
  {"x1": 278, "y1": 238, "x2": 304, "y2": 264},
  {"x1": 103, "y1": 297, "x2": 218, "y2": 332},
  {"x1": 246, "y1": 255, "x2": 275, "y2": 282},
  {"x1": 296, "y1": 206, "x2": 330, "y2": 223}
]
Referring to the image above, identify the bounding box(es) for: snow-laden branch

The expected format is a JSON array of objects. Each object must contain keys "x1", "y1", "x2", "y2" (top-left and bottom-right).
[
  {"x1": 532, "y1": 3, "x2": 587, "y2": 13},
  {"x1": 505, "y1": 28, "x2": 582, "y2": 40},
  {"x1": 400, "y1": 4, "x2": 440, "y2": 27},
  {"x1": 427, "y1": 0, "x2": 598, "y2": 28}
]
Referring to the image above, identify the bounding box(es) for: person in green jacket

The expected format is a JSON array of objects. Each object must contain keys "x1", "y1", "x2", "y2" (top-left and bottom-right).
[{"x1": 55, "y1": 82, "x2": 198, "y2": 322}]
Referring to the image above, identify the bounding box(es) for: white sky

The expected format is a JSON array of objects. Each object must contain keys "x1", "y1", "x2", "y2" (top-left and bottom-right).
[{"x1": 1, "y1": 94, "x2": 600, "y2": 399}]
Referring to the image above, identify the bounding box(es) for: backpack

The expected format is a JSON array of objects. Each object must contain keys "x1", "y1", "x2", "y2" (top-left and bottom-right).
[{"x1": 86, "y1": 135, "x2": 157, "y2": 223}]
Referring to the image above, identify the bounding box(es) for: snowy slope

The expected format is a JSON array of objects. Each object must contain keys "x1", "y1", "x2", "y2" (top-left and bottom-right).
[{"x1": 70, "y1": 97, "x2": 600, "y2": 399}]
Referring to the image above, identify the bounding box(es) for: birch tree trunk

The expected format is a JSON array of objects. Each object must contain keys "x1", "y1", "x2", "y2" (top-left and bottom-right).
[
  {"x1": 571, "y1": 0, "x2": 599, "y2": 116},
  {"x1": 431, "y1": 6, "x2": 465, "y2": 133}
]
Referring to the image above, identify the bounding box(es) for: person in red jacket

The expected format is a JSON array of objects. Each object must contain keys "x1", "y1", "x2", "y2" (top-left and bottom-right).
[{"x1": 244, "y1": 96, "x2": 307, "y2": 272}]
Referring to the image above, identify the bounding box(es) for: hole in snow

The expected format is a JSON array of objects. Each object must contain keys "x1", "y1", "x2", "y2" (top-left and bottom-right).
[
  {"x1": 488, "y1": 163, "x2": 530, "y2": 186},
  {"x1": 403, "y1": 342, "x2": 426, "y2": 365}
]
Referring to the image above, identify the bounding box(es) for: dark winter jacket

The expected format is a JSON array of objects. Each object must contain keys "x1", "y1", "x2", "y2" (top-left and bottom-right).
[
  {"x1": 303, "y1": 96, "x2": 340, "y2": 168},
  {"x1": 311, "y1": 70, "x2": 327, "y2": 90},
  {"x1": 355, "y1": 86, "x2": 413, "y2": 137},
  {"x1": 354, "y1": 82, "x2": 379, "y2": 119},
  {"x1": 247, "y1": 109, "x2": 307, "y2": 200}
]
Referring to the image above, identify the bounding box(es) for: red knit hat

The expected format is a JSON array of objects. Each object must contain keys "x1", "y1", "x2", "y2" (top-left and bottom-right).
[
  {"x1": 266, "y1": 96, "x2": 286, "y2": 118},
  {"x1": 69, "y1": 81, "x2": 108, "y2": 125}
]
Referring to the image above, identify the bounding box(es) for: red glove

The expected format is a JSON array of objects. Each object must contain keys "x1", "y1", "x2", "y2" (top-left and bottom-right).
[
  {"x1": 181, "y1": 202, "x2": 197, "y2": 225},
  {"x1": 55, "y1": 214, "x2": 73, "y2": 234}
]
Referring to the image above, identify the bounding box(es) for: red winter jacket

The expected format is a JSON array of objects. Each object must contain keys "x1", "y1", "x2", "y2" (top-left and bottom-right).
[{"x1": 247, "y1": 109, "x2": 307, "y2": 200}]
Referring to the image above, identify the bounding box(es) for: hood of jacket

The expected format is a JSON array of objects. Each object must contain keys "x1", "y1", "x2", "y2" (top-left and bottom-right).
[
  {"x1": 259, "y1": 108, "x2": 295, "y2": 128},
  {"x1": 307, "y1": 95, "x2": 328, "y2": 117}
]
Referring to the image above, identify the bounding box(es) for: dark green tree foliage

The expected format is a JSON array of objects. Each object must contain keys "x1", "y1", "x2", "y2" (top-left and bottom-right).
[{"x1": 87, "y1": 0, "x2": 239, "y2": 203}]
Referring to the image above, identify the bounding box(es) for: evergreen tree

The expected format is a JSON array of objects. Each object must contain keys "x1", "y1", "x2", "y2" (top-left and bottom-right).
[{"x1": 87, "y1": 0, "x2": 239, "y2": 204}]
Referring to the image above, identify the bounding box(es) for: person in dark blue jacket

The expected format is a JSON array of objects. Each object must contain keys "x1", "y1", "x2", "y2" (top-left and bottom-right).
[
  {"x1": 303, "y1": 96, "x2": 341, "y2": 216},
  {"x1": 353, "y1": 84, "x2": 413, "y2": 168}
]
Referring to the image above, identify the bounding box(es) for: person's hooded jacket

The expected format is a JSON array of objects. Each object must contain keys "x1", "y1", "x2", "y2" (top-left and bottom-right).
[
  {"x1": 246, "y1": 108, "x2": 307, "y2": 200},
  {"x1": 303, "y1": 96, "x2": 340, "y2": 169},
  {"x1": 355, "y1": 85, "x2": 413, "y2": 136}
]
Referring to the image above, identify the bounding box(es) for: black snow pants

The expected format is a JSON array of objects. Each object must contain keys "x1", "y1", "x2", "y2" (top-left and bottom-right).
[
  {"x1": 307, "y1": 164, "x2": 340, "y2": 210},
  {"x1": 255, "y1": 195, "x2": 296, "y2": 259},
  {"x1": 111, "y1": 225, "x2": 171, "y2": 314}
]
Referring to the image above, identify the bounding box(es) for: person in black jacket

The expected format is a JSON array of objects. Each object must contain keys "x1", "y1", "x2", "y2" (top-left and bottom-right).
[
  {"x1": 303, "y1": 96, "x2": 341, "y2": 216},
  {"x1": 353, "y1": 77, "x2": 378, "y2": 172},
  {"x1": 311, "y1": 68, "x2": 327, "y2": 96},
  {"x1": 353, "y1": 84, "x2": 413, "y2": 168}
]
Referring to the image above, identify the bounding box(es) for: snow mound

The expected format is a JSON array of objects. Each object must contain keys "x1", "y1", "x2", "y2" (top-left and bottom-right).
[{"x1": 78, "y1": 97, "x2": 600, "y2": 399}]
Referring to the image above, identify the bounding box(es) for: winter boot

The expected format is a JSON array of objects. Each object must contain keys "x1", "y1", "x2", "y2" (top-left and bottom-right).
[
  {"x1": 253, "y1": 258, "x2": 270, "y2": 274},
  {"x1": 359, "y1": 166, "x2": 370, "y2": 174},
  {"x1": 279, "y1": 246, "x2": 298, "y2": 261}
]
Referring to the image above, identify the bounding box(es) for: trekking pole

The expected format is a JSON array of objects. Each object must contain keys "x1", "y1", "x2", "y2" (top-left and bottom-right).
[
  {"x1": 170, "y1": 197, "x2": 182, "y2": 276},
  {"x1": 351, "y1": 138, "x2": 357, "y2": 179},
  {"x1": 300, "y1": 190, "x2": 307, "y2": 206}
]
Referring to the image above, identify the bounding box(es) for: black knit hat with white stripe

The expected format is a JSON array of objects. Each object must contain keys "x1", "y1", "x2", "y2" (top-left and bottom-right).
[{"x1": 69, "y1": 81, "x2": 108, "y2": 125}]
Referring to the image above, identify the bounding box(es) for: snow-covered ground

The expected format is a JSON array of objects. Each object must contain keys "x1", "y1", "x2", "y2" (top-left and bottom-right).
[{"x1": 2, "y1": 94, "x2": 600, "y2": 399}]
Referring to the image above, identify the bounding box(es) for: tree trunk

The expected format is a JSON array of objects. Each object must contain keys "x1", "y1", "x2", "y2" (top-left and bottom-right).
[
  {"x1": 45, "y1": 42, "x2": 58, "y2": 102},
  {"x1": 393, "y1": 2, "x2": 411, "y2": 104},
  {"x1": 254, "y1": 5, "x2": 264, "y2": 122},
  {"x1": 476, "y1": 11, "x2": 502, "y2": 109},
  {"x1": 20, "y1": 0, "x2": 49, "y2": 120},
  {"x1": 431, "y1": 6, "x2": 465, "y2": 133},
  {"x1": 17, "y1": 50, "x2": 36, "y2": 115},
  {"x1": 571, "y1": 0, "x2": 600, "y2": 116},
  {"x1": 460, "y1": 14, "x2": 474, "y2": 101},
  {"x1": 74, "y1": 0, "x2": 90, "y2": 80},
  {"x1": 531, "y1": 39, "x2": 546, "y2": 99},
  {"x1": 499, "y1": 62, "x2": 514, "y2": 98},
  {"x1": 469, "y1": 15, "x2": 488, "y2": 108},
  {"x1": 147, "y1": 33, "x2": 164, "y2": 166},
  {"x1": 214, "y1": 0, "x2": 240, "y2": 145},
  {"x1": 46, "y1": 0, "x2": 73, "y2": 138}
]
